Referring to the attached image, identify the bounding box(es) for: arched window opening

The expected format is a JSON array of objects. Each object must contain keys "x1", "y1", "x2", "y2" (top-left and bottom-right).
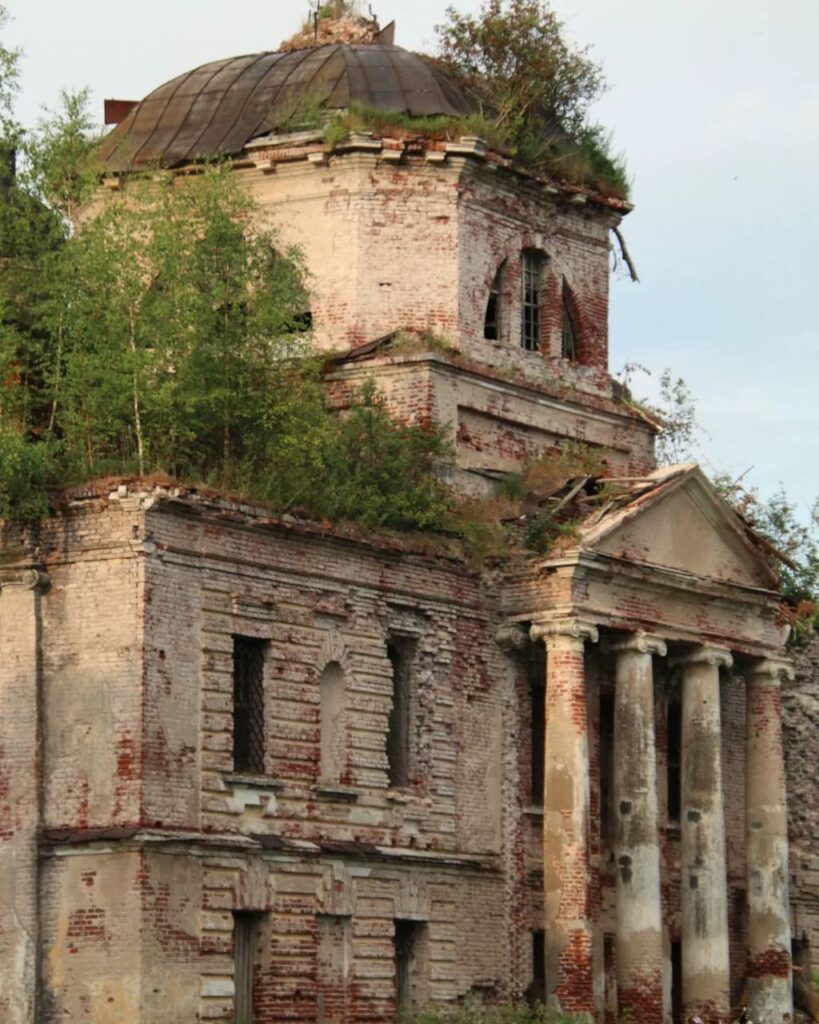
[
  {"x1": 319, "y1": 661, "x2": 346, "y2": 784},
  {"x1": 483, "y1": 262, "x2": 505, "y2": 341},
  {"x1": 561, "y1": 279, "x2": 579, "y2": 361},
  {"x1": 521, "y1": 250, "x2": 546, "y2": 352}
]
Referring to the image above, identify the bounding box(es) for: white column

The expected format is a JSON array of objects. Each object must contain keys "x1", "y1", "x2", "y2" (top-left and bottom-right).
[
  {"x1": 610, "y1": 632, "x2": 667, "y2": 1024},
  {"x1": 673, "y1": 645, "x2": 733, "y2": 1024},
  {"x1": 745, "y1": 658, "x2": 794, "y2": 1024},
  {"x1": 531, "y1": 619, "x2": 599, "y2": 1018}
]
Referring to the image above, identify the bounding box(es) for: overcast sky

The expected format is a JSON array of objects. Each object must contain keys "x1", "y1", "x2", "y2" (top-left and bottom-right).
[{"x1": 5, "y1": 0, "x2": 818, "y2": 519}]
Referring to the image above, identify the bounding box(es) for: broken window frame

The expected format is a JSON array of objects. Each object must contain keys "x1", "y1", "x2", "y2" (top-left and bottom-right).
[
  {"x1": 483, "y1": 262, "x2": 505, "y2": 342},
  {"x1": 232, "y1": 635, "x2": 268, "y2": 775},
  {"x1": 521, "y1": 250, "x2": 546, "y2": 352}
]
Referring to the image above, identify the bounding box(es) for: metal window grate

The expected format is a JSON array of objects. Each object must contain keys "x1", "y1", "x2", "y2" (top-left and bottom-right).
[
  {"x1": 521, "y1": 251, "x2": 545, "y2": 351},
  {"x1": 233, "y1": 636, "x2": 267, "y2": 774}
]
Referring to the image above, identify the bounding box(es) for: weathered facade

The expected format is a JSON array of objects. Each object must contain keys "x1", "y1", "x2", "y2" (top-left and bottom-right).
[{"x1": 0, "y1": 26, "x2": 809, "y2": 1024}]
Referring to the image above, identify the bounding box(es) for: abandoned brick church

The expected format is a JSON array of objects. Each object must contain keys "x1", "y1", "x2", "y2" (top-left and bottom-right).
[{"x1": 1, "y1": 14, "x2": 814, "y2": 1024}]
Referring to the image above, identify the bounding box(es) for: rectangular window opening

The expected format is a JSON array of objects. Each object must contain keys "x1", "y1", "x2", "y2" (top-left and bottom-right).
[
  {"x1": 667, "y1": 694, "x2": 682, "y2": 822},
  {"x1": 671, "y1": 939, "x2": 682, "y2": 1024},
  {"x1": 521, "y1": 252, "x2": 545, "y2": 352},
  {"x1": 233, "y1": 911, "x2": 261, "y2": 1024},
  {"x1": 529, "y1": 645, "x2": 545, "y2": 805},
  {"x1": 530, "y1": 930, "x2": 546, "y2": 1006},
  {"x1": 233, "y1": 636, "x2": 267, "y2": 775},
  {"x1": 394, "y1": 919, "x2": 426, "y2": 1013},
  {"x1": 387, "y1": 639, "x2": 414, "y2": 789}
]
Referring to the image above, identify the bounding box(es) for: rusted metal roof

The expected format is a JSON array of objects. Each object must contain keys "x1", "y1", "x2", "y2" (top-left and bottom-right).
[{"x1": 98, "y1": 44, "x2": 474, "y2": 171}]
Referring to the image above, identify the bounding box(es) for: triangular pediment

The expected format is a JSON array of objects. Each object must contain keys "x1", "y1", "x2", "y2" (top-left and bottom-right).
[{"x1": 580, "y1": 466, "x2": 779, "y2": 590}]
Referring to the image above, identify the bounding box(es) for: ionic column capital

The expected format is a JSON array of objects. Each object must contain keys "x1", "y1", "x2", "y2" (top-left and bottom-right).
[
  {"x1": 530, "y1": 618, "x2": 599, "y2": 647},
  {"x1": 746, "y1": 657, "x2": 795, "y2": 687},
  {"x1": 670, "y1": 644, "x2": 733, "y2": 670},
  {"x1": 605, "y1": 631, "x2": 667, "y2": 658},
  {"x1": 0, "y1": 567, "x2": 50, "y2": 593}
]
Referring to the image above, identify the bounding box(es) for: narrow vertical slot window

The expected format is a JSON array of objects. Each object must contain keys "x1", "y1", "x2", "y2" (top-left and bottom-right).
[
  {"x1": 484, "y1": 262, "x2": 505, "y2": 341},
  {"x1": 386, "y1": 639, "x2": 413, "y2": 789},
  {"x1": 561, "y1": 279, "x2": 578, "y2": 360},
  {"x1": 667, "y1": 693, "x2": 682, "y2": 822},
  {"x1": 233, "y1": 911, "x2": 260, "y2": 1024},
  {"x1": 232, "y1": 636, "x2": 267, "y2": 775}
]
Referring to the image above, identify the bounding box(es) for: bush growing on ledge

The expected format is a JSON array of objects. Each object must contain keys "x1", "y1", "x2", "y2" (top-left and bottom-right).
[{"x1": 435, "y1": 0, "x2": 628, "y2": 197}]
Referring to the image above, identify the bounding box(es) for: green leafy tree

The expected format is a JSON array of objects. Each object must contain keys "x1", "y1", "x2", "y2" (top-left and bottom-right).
[
  {"x1": 435, "y1": 0, "x2": 625, "y2": 193},
  {"x1": 0, "y1": 79, "x2": 454, "y2": 533}
]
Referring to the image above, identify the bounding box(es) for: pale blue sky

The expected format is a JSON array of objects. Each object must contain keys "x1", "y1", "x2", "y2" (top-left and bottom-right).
[{"x1": 5, "y1": 0, "x2": 818, "y2": 519}]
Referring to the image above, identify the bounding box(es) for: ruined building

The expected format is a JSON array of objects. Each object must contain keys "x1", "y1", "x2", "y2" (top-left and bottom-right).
[{"x1": 0, "y1": 19, "x2": 810, "y2": 1024}]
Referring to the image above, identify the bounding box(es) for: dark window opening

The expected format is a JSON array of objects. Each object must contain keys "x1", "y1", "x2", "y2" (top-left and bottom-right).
[
  {"x1": 530, "y1": 930, "x2": 546, "y2": 1006},
  {"x1": 599, "y1": 692, "x2": 615, "y2": 843},
  {"x1": 529, "y1": 645, "x2": 545, "y2": 805},
  {"x1": 394, "y1": 920, "x2": 425, "y2": 1012},
  {"x1": 521, "y1": 251, "x2": 546, "y2": 351},
  {"x1": 667, "y1": 693, "x2": 682, "y2": 822},
  {"x1": 484, "y1": 264, "x2": 505, "y2": 341},
  {"x1": 603, "y1": 933, "x2": 617, "y2": 1024},
  {"x1": 387, "y1": 639, "x2": 413, "y2": 788},
  {"x1": 233, "y1": 911, "x2": 261, "y2": 1024},
  {"x1": 233, "y1": 636, "x2": 267, "y2": 774},
  {"x1": 561, "y1": 280, "x2": 578, "y2": 360},
  {"x1": 671, "y1": 939, "x2": 682, "y2": 1024},
  {"x1": 292, "y1": 310, "x2": 313, "y2": 332}
]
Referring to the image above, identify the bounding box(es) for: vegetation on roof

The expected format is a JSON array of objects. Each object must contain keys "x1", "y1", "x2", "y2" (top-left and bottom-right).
[{"x1": 271, "y1": 0, "x2": 629, "y2": 198}]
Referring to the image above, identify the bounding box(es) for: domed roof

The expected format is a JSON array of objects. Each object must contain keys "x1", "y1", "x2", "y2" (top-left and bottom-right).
[{"x1": 98, "y1": 43, "x2": 474, "y2": 171}]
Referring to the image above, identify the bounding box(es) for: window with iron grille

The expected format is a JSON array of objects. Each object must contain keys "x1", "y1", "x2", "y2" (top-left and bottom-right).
[
  {"x1": 521, "y1": 251, "x2": 546, "y2": 351},
  {"x1": 561, "y1": 279, "x2": 579, "y2": 360},
  {"x1": 232, "y1": 636, "x2": 267, "y2": 774}
]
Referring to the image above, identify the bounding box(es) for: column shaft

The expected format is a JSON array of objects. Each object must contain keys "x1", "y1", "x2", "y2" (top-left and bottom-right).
[
  {"x1": 532, "y1": 620, "x2": 598, "y2": 1018},
  {"x1": 676, "y1": 646, "x2": 732, "y2": 1023},
  {"x1": 746, "y1": 660, "x2": 793, "y2": 1023},
  {"x1": 612, "y1": 634, "x2": 666, "y2": 1023}
]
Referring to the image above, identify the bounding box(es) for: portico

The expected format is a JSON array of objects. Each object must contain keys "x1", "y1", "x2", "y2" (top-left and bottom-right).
[{"x1": 508, "y1": 465, "x2": 795, "y2": 1023}]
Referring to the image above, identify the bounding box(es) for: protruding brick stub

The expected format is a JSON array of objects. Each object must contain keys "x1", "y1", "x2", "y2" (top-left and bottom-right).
[{"x1": 0, "y1": 567, "x2": 50, "y2": 592}]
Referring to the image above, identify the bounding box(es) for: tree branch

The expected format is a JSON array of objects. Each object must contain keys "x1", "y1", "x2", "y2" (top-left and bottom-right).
[{"x1": 612, "y1": 225, "x2": 639, "y2": 283}]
